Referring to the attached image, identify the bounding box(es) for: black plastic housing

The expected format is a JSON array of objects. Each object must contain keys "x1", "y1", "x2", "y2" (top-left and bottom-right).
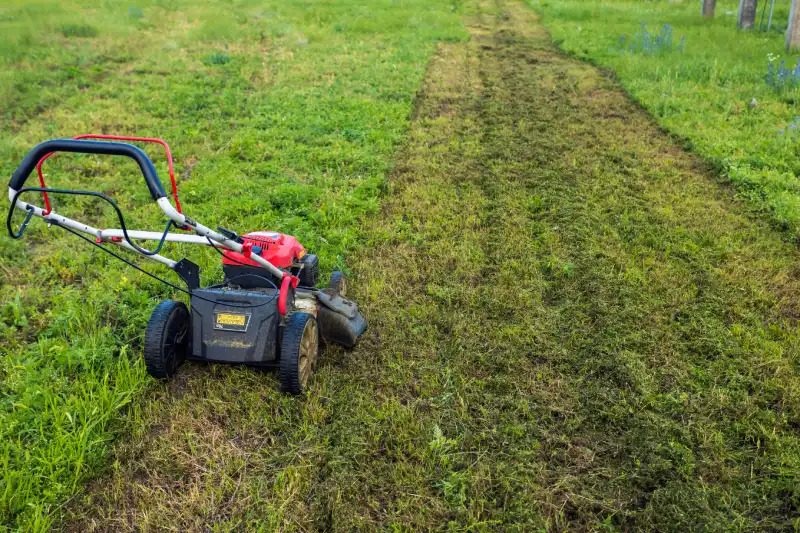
[
  {"x1": 189, "y1": 287, "x2": 281, "y2": 365},
  {"x1": 223, "y1": 264, "x2": 280, "y2": 290},
  {"x1": 318, "y1": 304, "x2": 366, "y2": 348}
]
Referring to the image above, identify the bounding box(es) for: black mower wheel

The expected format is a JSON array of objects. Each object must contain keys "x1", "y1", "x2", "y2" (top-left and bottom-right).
[
  {"x1": 327, "y1": 270, "x2": 347, "y2": 297},
  {"x1": 143, "y1": 300, "x2": 189, "y2": 380},
  {"x1": 298, "y1": 254, "x2": 319, "y2": 287},
  {"x1": 279, "y1": 312, "x2": 319, "y2": 394}
]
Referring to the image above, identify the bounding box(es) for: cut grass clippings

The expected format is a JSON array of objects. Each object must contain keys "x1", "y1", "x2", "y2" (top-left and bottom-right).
[{"x1": 64, "y1": 0, "x2": 800, "y2": 531}]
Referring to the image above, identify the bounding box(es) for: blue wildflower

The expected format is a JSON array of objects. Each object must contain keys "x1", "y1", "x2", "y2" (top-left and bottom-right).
[
  {"x1": 617, "y1": 23, "x2": 685, "y2": 54},
  {"x1": 765, "y1": 56, "x2": 800, "y2": 90}
]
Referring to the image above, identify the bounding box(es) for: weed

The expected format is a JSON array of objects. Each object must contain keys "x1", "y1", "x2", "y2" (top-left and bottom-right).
[
  {"x1": 778, "y1": 115, "x2": 800, "y2": 136},
  {"x1": 205, "y1": 51, "x2": 231, "y2": 65},
  {"x1": 127, "y1": 7, "x2": 144, "y2": 20},
  {"x1": 57, "y1": 24, "x2": 98, "y2": 38},
  {"x1": 1, "y1": 291, "x2": 28, "y2": 329}
]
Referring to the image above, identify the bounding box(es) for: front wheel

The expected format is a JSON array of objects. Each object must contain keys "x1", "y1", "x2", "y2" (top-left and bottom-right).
[
  {"x1": 143, "y1": 300, "x2": 189, "y2": 380},
  {"x1": 279, "y1": 312, "x2": 319, "y2": 394},
  {"x1": 326, "y1": 270, "x2": 346, "y2": 297}
]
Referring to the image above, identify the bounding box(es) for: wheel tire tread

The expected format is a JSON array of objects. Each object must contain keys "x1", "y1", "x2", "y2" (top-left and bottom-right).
[
  {"x1": 299, "y1": 254, "x2": 319, "y2": 287},
  {"x1": 327, "y1": 271, "x2": 346, "y2": 297},
  {"x1": 143, "y1": 300, "x2": 188, "y2": 380},
  {"x1": 279, "y1": 312, "x2": 315, "y2": 394}
]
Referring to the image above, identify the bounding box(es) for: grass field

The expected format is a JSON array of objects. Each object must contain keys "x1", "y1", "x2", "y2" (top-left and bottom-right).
[
  {"x1": 533, "y1": 0, "x2": 800, "y2": 231},
  {"x1": 62, "y1": 0, "x2": 800, "y2": 530},
  {"x1": 4, "y1": 0, "x2": 800, "y2": 531},
  {"x1": 0, "y1": 0, "x2": 465, "y2": 530}
]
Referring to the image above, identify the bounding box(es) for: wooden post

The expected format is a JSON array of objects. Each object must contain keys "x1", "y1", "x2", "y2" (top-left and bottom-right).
[
  {"x1": 788, "y1": 0, "x2": 800, "y2": 50},
  {"x1": 739, "y1": 0, "x2": 758, "y2": 28},
  {"x1": 702, "y1": 0, "x2": 717, "y2": 17}
]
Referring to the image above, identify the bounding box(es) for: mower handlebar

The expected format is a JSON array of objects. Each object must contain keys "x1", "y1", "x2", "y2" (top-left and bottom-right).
[{"x1": 9, "y1": 139, "x2": 167, "y2": 201}]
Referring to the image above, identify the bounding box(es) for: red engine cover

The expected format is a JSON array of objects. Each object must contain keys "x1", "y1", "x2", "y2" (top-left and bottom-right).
[{"x1": 220, "y1": 231, "x2": 306, "y2": 269}]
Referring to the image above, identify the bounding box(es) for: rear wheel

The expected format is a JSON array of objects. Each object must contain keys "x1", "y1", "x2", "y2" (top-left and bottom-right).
[
  {"x1": 298, "y1": 254, "x2": 319, "y2": 287},
  {"x1": 279, "y1": 312, "x2": 319, "y2": 394},
  {"x1": 143, "y1": 300, "x2": 189, "y2": 380}
]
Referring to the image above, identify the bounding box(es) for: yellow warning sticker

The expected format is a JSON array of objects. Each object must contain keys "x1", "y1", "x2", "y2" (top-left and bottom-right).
[{"x1": 216, "y1": 313, "x2": 246, "y2": 326}]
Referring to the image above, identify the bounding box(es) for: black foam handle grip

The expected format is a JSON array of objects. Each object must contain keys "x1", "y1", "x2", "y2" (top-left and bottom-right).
[{"x1": 8, "y1": 139, "x2": 167, "y2": 201}]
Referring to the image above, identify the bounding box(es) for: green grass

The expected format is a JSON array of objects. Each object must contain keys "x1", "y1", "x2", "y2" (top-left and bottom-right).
[
  {"x1": 0, "y1": 0, "x2": 466, "y2": 530},
  {"x1": 61, "y1": 1, "x2": 800, "y2": 530},
  {"x1": 5, "y1": 0, "x2": 800, "y2": 530},
  {"x1": 532, "y1": 0, "x2": 800, "y2": 230}
]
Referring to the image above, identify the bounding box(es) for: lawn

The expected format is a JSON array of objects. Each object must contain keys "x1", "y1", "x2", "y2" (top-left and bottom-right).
[
  {"x1": 61, "y1": 1, "x2": 800, "y2": 530},
  {"x1": 532, "y1": 0, "x2": 800, "y2": 230},
  {"x1": 4, "y1": 0, "x2": 800, "y2": 531},
  {"x1": 0, "y1": 0, "x2": 466, "y2": 530}
]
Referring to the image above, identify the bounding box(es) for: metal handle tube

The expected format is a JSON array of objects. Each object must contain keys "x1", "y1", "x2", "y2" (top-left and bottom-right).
[
  {"x1": 42, "y1": 210, "x2": 177, "y2": 268},
  {"x1": 156, "y1": 197, "x2": 288, "y2": 280},
  {"x1": 100, "y1": 229, "x2": 212, "y2": 244}
]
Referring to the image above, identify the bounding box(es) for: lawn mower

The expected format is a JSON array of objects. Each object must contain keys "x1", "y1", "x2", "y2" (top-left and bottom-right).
[{"x1": 6, "y1": 136, "x2": 367, "y2": 394}]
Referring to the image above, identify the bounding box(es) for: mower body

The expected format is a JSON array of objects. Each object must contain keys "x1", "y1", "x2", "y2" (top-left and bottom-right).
[
  {"x1": 189, "y1": 259, "x2": 365, "y2": 367},
  {"x1": 221, "y1": 231, "x2": 317, "y2": 290},
  {"x1": 190, "y1": 286, "x2": 282, "y2": 365},
  {"x1": 222, "y1": 231, "x2": 306, "y2": 269}
]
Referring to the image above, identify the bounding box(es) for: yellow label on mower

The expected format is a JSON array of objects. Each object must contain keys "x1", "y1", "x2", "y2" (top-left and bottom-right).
[
  {"x1": 216, "y1": 313, "x2": 247, "y2": 326},
  {"x1": 214, "y1": 312, "x2": 251, "y2": 332}
]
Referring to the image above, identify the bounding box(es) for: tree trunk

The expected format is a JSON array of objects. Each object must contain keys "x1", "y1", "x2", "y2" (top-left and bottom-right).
[
  {"x1": 739, "y1": 0, "x2": 758, "y2": 28},
  {"x1": 702, "y1": 0, "x2": 717, "y2": 17},
  {"x1": 788, "y1": 0, "x2": 800, "y2": 50}
]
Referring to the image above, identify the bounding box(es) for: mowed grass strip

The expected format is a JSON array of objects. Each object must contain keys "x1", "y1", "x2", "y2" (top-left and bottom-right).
[
  {"x1": 0, "y1": 0, "x2": 466, "y2": 530},
  {"x1": 533, "y1": 0, "x2": 800, "y2": 232},
  {"x1": 66, "y1": 0, "x2": 800, "y2": 531}
]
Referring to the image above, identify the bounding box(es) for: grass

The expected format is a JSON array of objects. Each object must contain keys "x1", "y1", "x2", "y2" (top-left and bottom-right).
[
  {"x1": 4, "y1": 0, "x2": 800, "y2": 530},
  {"x1": 61, "y1": 0, "x2": 800, "y2": 531},
  {"x1": 532, "y1": 0, "x2": 800, "y2": 231},
  {"x1": 0, "y1": 0, "x2": 466, "y2": 530}
]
